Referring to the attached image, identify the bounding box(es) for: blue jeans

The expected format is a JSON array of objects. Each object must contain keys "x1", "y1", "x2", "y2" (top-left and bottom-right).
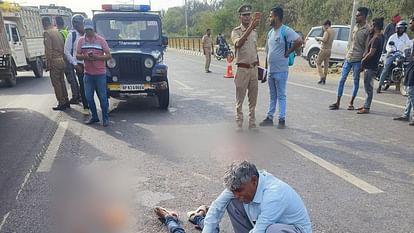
[
  {"x1": 165, "y1": 216, "x2": 211, "y2": 233},
  {"x1": 84, "y1": 74, "x2": 109, "y2": 122},
  {"x1": 379, "y1": 54, "x2": 397, "y2": 86},
  {"x1": 402, "y1": 86, "x2": 414, "y2": 120},
  {"x1": 363, "y1": 68, "x2": 376, "y2": 109},
  {"x1": 267, "y1": 71, "x2": 288, "y2": 120},
  {"x1": 337, "y1": 60, "x2": 361, "y2": 97}
]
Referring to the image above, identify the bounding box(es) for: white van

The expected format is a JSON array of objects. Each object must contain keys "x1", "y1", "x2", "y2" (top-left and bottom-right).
[{"x1": 302, "y1": 25, "x2": 350, "y2": 68}]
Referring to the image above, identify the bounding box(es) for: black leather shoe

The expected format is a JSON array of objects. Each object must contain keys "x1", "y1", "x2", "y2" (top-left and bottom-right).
[
  {"x1": 393, "y1": 116, "x2": 409, "y2": 121},
  {"x1": 63, "y1": 102, "x2": 71, "y2": 109},
  {"x1": 85, "y1": 118, "x2": 100, "y2": 125},
  {"x1": 69, "y1": 98, "x2": 80, "y2": 104},
  {"x1": 52, "y1": 105, "x2": 66, "y2": 111},
  {"x1": 277, "y1": 119, "x2": 286, "y2": 129},
  {"x1": 259, "y1": 117, "x2": 273, "y2": 126}
]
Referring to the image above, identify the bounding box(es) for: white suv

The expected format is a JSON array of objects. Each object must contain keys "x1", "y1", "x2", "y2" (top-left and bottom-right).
[{"x1": 302, "y1": 25, "x2": 350, "y2": 68}]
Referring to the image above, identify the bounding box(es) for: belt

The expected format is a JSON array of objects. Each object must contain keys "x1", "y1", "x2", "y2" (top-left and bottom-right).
[{"x1": 237, "y1": 63, "x2": 258, "y2": 69}]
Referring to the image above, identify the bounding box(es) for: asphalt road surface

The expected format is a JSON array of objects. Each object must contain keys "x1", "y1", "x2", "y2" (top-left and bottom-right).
[{"x1": 0, "y1": 49, "x2": 413, "y2": 233}]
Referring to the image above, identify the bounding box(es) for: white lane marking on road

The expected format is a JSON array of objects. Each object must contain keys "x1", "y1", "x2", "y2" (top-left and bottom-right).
[
  {"x1": 173, "y1": 80, "x2": 194, "y2": 90},
  {"x1": 288, "y1": 81, "x2": 405, "y2": 109},
  {"x1": 0, "y1": 212, "x2": 10, "y2": 232},
  {"x1": 280, "y1": 139, "x2": 384, "y2": 194},
  {"x1": 15, "y1": 169, "x2": 33, "y2": 200},
  {"x1": 37, "y1": 121, "x2": 69, "y2": 172}
]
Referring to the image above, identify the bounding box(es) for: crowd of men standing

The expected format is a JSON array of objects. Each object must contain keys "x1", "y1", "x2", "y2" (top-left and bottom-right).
[
  {"x1": 201, "y1": 5, "x2": 414, "y2": 130},
  {"x1": 42, "y1": 15, "x2": 112, "y2": 127}
]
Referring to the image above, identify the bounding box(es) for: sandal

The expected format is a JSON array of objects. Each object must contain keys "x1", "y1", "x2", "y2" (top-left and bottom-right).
[
  {"x1": 154, "y1": 207, "x2": 178, "y2": 222},
  {"x1": 329, "y1": 103, "x2": 339, "y2": 110},
  {"x1": 347, "y1": 105, "x2": 355, "y2": 110},
  {"x1": 356, "y1": 108, "x2": 370, "y2": 114},
  {"x1": 355, "y1": 106, "x2": 364, "y2": 111}
]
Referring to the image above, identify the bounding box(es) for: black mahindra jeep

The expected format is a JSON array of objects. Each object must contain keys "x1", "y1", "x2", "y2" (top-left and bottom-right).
[{"x1": 93, "y1": 4, "x2": 169, "y2": 109}]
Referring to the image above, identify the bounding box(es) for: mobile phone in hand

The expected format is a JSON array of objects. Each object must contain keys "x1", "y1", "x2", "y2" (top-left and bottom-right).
[{"x1": 254, "y1": 12, "x2": 261, "y2": 20}]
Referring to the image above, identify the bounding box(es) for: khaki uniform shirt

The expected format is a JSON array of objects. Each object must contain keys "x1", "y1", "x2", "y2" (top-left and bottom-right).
[
  {"x1": 231, "y1": 24, "x2": 258, "y2": 64},
  {"x1": 320, "y1": 27, "x2": 335, "y2": 50},
  {"x1": 44, "y1": 28, "x2": 65, "y2": 65},
  {"x1": 346, "y1": 23, "x2": 369, "y2": 62},
  {"x1": 201, "y1": 34, "x2": 213, "y2": 51}
]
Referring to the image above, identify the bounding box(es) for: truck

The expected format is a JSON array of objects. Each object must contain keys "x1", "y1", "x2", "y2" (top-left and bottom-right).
[
  {"x1": 92, "y1": 4, "x2": 170, "y2": 109},
  {"x1": 39, "y1": 4, "x2": 73, "y2": 28},
  {"x1": 0, "y1": 2, "x2": 45, "y2": 87}
]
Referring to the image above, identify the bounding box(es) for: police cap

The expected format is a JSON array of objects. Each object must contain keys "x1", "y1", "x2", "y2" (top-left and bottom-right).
[{"x1": 238, "y1": 4, "x2": 252, "y2": 15}]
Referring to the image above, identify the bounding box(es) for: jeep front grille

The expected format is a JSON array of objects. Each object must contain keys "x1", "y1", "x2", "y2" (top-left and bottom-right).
[{"x1": 118, "y1": 56, "x2": 143, "y2": 80}]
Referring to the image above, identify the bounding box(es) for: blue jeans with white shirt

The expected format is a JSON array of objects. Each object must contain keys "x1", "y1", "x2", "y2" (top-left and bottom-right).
[{"x1": 267, "y1": 71, "x2": 288, "y2": 120}]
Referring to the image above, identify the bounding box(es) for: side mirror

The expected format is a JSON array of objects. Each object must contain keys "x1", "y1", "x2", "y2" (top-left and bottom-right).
[{"x1": 162, "y1": 36, "x2": 168, "y2": 46}]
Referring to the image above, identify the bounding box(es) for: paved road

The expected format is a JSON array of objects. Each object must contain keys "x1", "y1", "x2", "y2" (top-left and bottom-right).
[{"x1": 0, "y1": 50, "x2": 413, "y2": 233}]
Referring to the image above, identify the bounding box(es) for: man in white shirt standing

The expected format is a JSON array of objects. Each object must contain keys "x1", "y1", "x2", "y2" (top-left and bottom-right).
[
  {"x1": 377, "y1": 21, "x2": 413, "y2": 93},
  {"x1": 64, "y1": 14, "x2": 89, "y2": 114}
]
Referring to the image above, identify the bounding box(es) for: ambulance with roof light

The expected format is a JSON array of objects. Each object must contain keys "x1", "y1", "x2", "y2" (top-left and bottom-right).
[{"x1": 93, "y1": 4, "x2": 169, "y2": 109}]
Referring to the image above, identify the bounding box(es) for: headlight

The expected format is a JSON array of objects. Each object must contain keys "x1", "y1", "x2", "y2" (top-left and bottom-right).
[
  {"x1": 107, "y1": 58, "x2": 116, "y2": 68},
  {"x1": 151, "y1": 50, "x2": 161, "y2": 60},
  {"x1": 144, "y1": 58, "x2": 154, "y2": 68}
]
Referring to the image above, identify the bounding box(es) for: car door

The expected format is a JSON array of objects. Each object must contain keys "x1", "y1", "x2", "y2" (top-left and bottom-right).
[
  {"x1": 332, "y1": 27, "x2": 350, "y2": 60},
  {"x1": 8, "y1": 23, "x2": 26, "y2": 67}
]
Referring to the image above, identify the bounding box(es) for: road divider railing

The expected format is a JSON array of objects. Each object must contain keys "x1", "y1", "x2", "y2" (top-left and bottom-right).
[{"x1": 168, "y1": 37, "x2": 203, "y2": 52}]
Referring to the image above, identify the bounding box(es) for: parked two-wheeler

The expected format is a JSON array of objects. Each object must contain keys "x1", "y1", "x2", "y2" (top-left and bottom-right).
[{"x1": 376, "y1": 43, "x2": 411, "y2": 96}]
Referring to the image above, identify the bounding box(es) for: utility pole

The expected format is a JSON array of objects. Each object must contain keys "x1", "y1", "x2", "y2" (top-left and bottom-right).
[
  {"x1": 348, "y1": 0, "x2": 358, "y2": 43},
  {"x1": 184, "y1": 0, "x2": 188, "y2": 37}
]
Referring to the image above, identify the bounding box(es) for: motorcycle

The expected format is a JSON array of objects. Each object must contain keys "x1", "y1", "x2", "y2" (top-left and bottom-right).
[
  {"x1": 376, "y1": 42, "x2": 411, "y2": 96},
  {"x1": 214, "y1": 43, "x2": 234, "y2": 61}
]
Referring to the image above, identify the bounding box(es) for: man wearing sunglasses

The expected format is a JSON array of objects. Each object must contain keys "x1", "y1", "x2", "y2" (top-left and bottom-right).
[
  {"x1": 329, "y1": 7, "x2": 370, "y2": 111},
  {"x1": 231, "y1": 4, "x2": 260, "y2": 131}
]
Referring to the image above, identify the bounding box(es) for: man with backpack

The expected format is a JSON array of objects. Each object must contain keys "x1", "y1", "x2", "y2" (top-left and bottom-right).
[
  {"x1": 64, "y1": 14, "x2": 89, "y2": 114},
  {"x1": 57, "y1": 16, "x2": 81, "y2": 105},
  {"x1": 259, "y1": 6, "x2": 302, "y2": 129}
]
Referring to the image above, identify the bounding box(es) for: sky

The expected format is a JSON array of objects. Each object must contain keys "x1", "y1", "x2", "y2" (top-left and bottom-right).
[{"x1": 15, "y1": 0, "x2": 185, "y2": 18}]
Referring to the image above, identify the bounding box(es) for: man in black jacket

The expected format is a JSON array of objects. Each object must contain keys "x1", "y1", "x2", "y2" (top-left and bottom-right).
[{"x1": 393, "y1": 16, "x2": 414, "y2": 126}]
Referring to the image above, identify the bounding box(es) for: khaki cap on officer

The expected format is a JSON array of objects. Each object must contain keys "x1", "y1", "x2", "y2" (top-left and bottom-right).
[{"x1": 238, "y1": 4, "x2": 252, "y2": 15}]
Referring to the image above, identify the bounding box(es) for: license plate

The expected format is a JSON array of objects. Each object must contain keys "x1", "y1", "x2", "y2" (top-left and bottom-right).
[{"x1": 120, "y1": 84, "x2": 144, "y2": 91}]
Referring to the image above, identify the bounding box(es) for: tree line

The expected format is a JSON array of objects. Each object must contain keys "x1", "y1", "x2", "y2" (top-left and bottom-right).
[{"x1": 162, "y1": 0, "x2": 414, "y2": 46}]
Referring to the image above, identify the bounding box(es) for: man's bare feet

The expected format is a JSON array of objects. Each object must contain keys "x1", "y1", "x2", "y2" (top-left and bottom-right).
[
  {"x1": 154, "y1": 207, "x2": 178, "y2": 220},
  {"x1": 187, "y1": 205, "x2": 209, "y2": 223}
]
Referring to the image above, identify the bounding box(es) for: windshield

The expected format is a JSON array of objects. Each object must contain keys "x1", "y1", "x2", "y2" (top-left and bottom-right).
[{"x1": 95, "y1": 19, "x2": 160, "y2": 41}]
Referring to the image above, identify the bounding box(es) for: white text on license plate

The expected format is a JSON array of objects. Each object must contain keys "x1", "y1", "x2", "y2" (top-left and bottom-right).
[{"x1": 121, "y1": 84, "x2": 144, "y2": 91}]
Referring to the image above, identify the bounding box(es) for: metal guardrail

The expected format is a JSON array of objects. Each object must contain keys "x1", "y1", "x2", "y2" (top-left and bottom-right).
[{"x1": 168, "y1": 37, "x2": 203, "y2": 52}]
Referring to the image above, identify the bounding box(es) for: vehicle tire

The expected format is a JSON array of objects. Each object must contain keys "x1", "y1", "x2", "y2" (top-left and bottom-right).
[
  {"x1": 307, "y1": 49, "x2": 319, "y2": 68},
  {"x1": 158, "y1": 88, "x2": 169, "y2": 110},
  {"x1": 5, "y1": 64, "x2": 17, "y2": 87},
  {"x1": 214, "y1": 48, "x2": 221, "y2": 61},
  {"x1": 30, "y1": 57, "x2": 44, "y2": 78}
]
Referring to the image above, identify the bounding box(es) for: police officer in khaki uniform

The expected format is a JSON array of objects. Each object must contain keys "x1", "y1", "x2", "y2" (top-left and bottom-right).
[
  {"x1": 231, "y1": 4, "x2": 260, "y2": 130},
  {"x1": 316, "y1": 20, "x2": 335, "y2": 85},
  {"x1": 42, "y1": 17, "x2": 69, "y2": 111},
  {"x1": 201, "y1": 28, "x2": 214, "y2": 73}
]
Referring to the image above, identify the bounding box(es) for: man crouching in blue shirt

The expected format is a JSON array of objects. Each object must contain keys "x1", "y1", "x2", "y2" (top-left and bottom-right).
[
  {"x1": 153, "y1": 161, "x2": 311, "y2": 233},
  {"x1": 202, "y1": 160, "x2": 312, "y2": 233}
]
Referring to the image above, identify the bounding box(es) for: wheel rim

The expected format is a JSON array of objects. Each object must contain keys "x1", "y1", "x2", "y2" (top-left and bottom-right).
[{"x1": 310, "y1": 54, "x2": 318, "y2": 67}]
